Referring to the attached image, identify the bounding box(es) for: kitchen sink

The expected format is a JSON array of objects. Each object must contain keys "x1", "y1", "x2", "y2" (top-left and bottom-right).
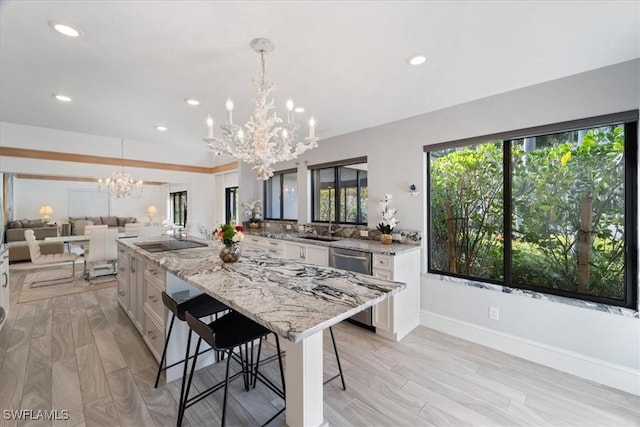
[
  {"x1": 135, "y1": 239, "x2": 208, "y2": 252},
  {"x1": 297, "y1": 235, "x2": 340, "y2": 242}
]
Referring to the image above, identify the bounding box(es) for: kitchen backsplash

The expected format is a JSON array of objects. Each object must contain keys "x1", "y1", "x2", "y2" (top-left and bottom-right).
[{"x1": 243, "y1": 220, "x2": 422, "y2": 245}]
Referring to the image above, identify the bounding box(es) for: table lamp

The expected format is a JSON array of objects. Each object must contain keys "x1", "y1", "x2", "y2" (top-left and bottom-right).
[
  {"x1": 38, "y1": 204, "x2": 54, "y2": 222},
  {"x1": 145, "y1": 204, "x2": 158, "y2": 225}
]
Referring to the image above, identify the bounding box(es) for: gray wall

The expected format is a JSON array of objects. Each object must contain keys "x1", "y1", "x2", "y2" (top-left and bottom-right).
[{"x1": 239, "y1": 60, "x2": 640, "y2": 388}]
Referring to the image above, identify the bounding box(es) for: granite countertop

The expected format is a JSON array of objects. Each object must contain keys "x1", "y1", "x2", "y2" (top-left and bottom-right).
[
  {"x1": 243, "y1": 230, "x2": 421, "y2": 255},
  {"x1": 117, "y1": 236, "x2": 406, "y2": 342}
]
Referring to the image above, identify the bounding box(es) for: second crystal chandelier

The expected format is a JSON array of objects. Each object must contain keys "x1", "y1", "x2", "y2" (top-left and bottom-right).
[{"x1": 203, "y1": 38, "x2": 319, "y2": 180}]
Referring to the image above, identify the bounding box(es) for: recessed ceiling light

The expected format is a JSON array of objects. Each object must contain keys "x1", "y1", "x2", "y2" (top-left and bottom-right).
[
  {"x1": 155, "y1": 125, "x2": 168, "y2": 132},
  {"x1": 49, "y1": 21, "x2": 81, "y2": 38},
  {"x1": 185, "y1": 98, "x2": 200, "y2": 106},
  {"x1": 408, "y1": 55, "x2": 427, "y2": 66},
  {"x1": 294, "y1": 107, "x2": 305, "y2": 113},
  {"x1": 53, "y1": 94, "x2": 72, "y2": 102}
]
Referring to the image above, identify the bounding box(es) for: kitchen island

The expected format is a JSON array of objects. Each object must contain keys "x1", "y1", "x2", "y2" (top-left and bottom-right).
[{"x1": 117, "y1": 236, "x2": 406, "y2": 427}]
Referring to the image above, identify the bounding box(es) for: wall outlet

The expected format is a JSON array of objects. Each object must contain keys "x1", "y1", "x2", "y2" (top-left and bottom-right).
[
  {"x1": 265, "y1": 223, "x2": 271, "y2": 228},
  {"x1": 360, "y1": 230, "x2": 369, "y2": 237},
  {"x1": 489, "y1": 306, "x2": 499, "y2": 320},
  {"x1": 285, "y1": 224, "x2": 292, "y2": 230},
  {"x1": 298, "y1": 225, "x2": 305, "y2": 232}
]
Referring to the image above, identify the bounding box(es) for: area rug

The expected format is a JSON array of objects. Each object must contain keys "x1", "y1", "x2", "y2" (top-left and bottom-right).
[{"x1": 17, "y1": 267, "x2": 117, "y2": 304}]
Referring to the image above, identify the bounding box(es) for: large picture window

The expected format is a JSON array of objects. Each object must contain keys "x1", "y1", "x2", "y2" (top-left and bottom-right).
[
  {"x1": 310, "y1": 158, "x2": 368, "y2": 225},
  {"x1": 427, "y1": 111, "x2": 638, "y2": 308},
  {"x1": 264, "y1": 170, "x2": 297, "y2": 220}
]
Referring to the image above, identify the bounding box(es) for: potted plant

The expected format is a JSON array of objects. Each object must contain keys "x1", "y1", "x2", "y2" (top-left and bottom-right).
[
  {"x1": 213, "y1": 223, "x2": 245, "y2": 262},
  {"x1": 242, "y1": 200, "x2": 262, "y2": 229},
  {"x1": 376, "y1": 193, "x2": 398, "y2": 245}
]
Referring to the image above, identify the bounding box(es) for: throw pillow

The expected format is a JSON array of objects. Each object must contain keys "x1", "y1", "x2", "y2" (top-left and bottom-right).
[
  {"x1": 101, "y1": 216, "x2": 118, "y2": 227},
  {"x1": 118, "y1": 217, "x2": 137, "y2": 226},
  {"x1": 72, "y1": 220, "x2": 93, "y2": 236},
  {"x1": 21, "y1": 219, "x2": 45, "y2": 228},
  {"x1": 87, "y1": 217, "x2": 102, "y2": 226}
]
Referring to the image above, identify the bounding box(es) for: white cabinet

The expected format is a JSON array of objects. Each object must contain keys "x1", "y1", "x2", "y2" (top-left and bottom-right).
[
  {"x1": 130, "y1": 252, "x2": 145, "y2": 331},
  {"x1": 241, "y1": 235, "x2": 284, "y2": 257},
  {"x1": 116, "y1": 244, "x2": 145, "y2": 333},
  {"x1": 283, "y1": 242, "x2": 328, "y2": 266},
  {"x1": 143, "y1": 260, "x2": 166, "y2": 362},
  {"x1": 262, "y1": 239, "x2": 284, "y2": 258},
  {"x1": 242, "y1": 235, "x2": 267, "y2": 251},
  {"x1": 372, "y1": 251, "x2": 420, "y2": 342},
  {"x1": 117, "y1": 246, "x2": 130, "y2": 309}
]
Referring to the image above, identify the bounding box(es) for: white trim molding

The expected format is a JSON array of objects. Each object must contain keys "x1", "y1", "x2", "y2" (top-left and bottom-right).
[{"x1": 420, "y1": 310, "x2": 640, "y2": 396}]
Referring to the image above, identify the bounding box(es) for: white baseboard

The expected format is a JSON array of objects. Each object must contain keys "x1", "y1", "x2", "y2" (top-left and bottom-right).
[{"x1": 420, "y1": 310, "x2": 640, "y2": 396}]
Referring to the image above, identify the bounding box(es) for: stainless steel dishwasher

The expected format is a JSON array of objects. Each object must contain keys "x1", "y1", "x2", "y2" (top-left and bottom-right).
[{"x1": 328, "y1": 247, "x2": 375, "y2": 331}]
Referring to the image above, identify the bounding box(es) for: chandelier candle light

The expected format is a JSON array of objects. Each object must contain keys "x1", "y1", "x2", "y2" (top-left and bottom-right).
[
  {"x1": 98, "y1": 138, "x2": 143, "y2": 198},
  {"x1": 204, "y1": 38, "x2": 319, "y2": 180}
]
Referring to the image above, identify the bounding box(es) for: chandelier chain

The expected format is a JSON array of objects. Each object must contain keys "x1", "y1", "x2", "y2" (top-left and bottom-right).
[{"x1": 98, "y1": 138, "x2": 143, "y2": 198}]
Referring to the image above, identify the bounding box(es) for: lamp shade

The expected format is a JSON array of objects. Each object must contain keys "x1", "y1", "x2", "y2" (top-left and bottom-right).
[
  {"x1": 38, "y1": 204, "x2": 54, "y2": 221},
  {"x1": 145, "y1": 205, "x2": 158, "y2": 216}
]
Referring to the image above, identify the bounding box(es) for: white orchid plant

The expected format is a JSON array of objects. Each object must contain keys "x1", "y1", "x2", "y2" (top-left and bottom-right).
[
  {"x1": 376, "y1": 193, "x2": 398, "y2": 234},
  {"x1": 241, "y1": 200, "x2": 262, "y2": 222}
]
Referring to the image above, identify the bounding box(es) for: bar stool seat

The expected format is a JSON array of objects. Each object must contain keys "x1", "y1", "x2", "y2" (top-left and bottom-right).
[
  {"x1": 154, "y1": 292, "x2": 228, "y2": 388},
  {"x1": 179, "y1": 310, "x2": 285, "y2": 427}
]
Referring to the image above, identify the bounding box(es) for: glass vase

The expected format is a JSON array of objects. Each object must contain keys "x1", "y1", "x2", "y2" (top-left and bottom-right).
[
  {"x1": 219, "y1": 244, "x2": 241, "y2": 263},
  {"x1": 380, "y1": 234, "x2": 393, "y2": 245}
]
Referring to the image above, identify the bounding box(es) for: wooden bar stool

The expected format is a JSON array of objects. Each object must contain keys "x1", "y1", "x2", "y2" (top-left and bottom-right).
[{"x1": 179, "y1": 310, "x2": 285, "y2": 427}]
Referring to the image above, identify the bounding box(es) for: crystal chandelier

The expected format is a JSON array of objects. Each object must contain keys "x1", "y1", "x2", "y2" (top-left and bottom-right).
[
  {"x1": 98, "y1": 138, "x2": 143, "y2": 198},
  {"x1": 203, "y1": 38, "x2": 319, "y2": 180}
]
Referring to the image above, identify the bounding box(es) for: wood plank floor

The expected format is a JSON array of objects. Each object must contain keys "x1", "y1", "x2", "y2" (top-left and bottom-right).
[{"x1": 1, "y1": 267, "x2": 639, "y2": 426}]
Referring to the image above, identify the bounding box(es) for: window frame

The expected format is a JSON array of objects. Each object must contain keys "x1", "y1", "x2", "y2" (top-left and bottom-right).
[
  {"x1": 263, "y1": 168, "x2": 298, "y2": 221},
  {"x1": 309, "y1": 157, "x2": 368, "y2": 226},
  {"x1": 169, "y1": 190, "x2": 187, "y2": 227},
  {"x1": 225, "y1": 186, "x2": 239, "y2": 225},
  {"x1": 425, "y1": 110, "x2": 638, "y2": 309}
]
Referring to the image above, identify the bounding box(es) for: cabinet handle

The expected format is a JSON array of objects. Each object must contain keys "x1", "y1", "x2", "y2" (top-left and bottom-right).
[
  {"x1": 119, "y1": 291, "x2": 126, "y2": 296},
  {"x1": 148, "y1": 295, "x2": 158, "y2": 303},
  {"x1": 148, "y1": 331, "x2": 156, "y2": 340},
  {"x1": 2, "y1": 272, "x2": 7, "y2": 288},
  {"x1": 131, "y1": 259, "x2": 136, "y2": 273},
  {"x1": 269, "y1": 242, "x2": 278, "y2": 246}
]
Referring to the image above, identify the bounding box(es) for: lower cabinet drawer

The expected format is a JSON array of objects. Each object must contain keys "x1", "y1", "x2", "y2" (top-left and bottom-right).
[
  {"x1": 373, "y1": 268, "x2": 392, "y2": 280},
  {"x1": 373, "y1": 254, "x2": 392, "y2": 271},
  {"x1": 144, "y1": 312, "x2": 164, "y2": 362},
  {"x1": 144, "y1": 280, "x2": 165, "y2": 323}
]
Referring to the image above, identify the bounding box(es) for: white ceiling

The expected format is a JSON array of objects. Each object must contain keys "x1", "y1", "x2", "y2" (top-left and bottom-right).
[{"x1": 1, "y1": 1, "x2": 638, "y2": 164}]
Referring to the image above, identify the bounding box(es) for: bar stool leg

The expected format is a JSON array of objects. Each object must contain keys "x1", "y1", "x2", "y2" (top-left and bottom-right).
[
  {"x1": 274, "y1": 334, "x2": 286, "y2": 398},
  {"x1": 177, "y1": 332, "x2": 195, "y2": 427},
  {"x1": 329, "y1": 326, "x2": 346, "y2": 390},
  {"x1": 252, "y1": 336, "x2": 264, "y2": 388},
  {"x1": 221, "y1": 349, "x2": 233, "y2": 427},
  {"x1": 155, "y1": 314, "x2": 176, "y2": 388}
]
